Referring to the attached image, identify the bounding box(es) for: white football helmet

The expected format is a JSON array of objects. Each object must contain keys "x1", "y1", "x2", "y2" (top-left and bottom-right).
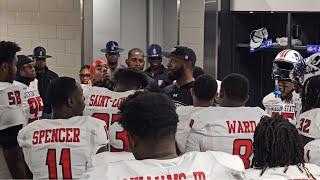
[
  {"x1": 298, "y1": 52, "x2": 320, "y2": 86},
  {"x1": 272, "y1": 49, "x2": 303, "y2": 80}
]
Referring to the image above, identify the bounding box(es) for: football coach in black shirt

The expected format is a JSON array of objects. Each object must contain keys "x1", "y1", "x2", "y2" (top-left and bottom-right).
[{"x1": 163, "y1": 46, "x2": 196, "y2": 106}]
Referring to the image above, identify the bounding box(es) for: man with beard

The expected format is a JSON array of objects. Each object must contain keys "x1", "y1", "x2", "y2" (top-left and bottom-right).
[
  {"x1": 163, "y1": 46, "x2": 196, "y2": 106},
  {"x1": 14, "y1": 55, "x2": 43, "y2": 123},
  {"x1": 29, "y1": 46, "x2": 58, "y2": 118},
  {"x1": 101, "y1": 41, "x2": 125, "y2": 78},
  {"x1": 125, "y1": 48, "x2": 160, "y2": 92}
]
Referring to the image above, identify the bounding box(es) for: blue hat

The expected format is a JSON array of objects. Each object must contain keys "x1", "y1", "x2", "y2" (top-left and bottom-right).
[
  {"x1": 100, "y1": 41, "x2": 124, "y2": 53},
  {"x1": 28, "y1": 46, "x2": 52, "y2": 58},
  {"x1": 146, "y1": 44, "x2": 162, "y2": 59}
]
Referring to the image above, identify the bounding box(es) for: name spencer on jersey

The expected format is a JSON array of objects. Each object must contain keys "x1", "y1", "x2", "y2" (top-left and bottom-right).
[{"x1": 32, "y1": 128, "x2": 80, "y2": 144}]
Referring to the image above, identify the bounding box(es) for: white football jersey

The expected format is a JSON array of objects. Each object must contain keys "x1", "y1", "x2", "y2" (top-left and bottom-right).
[
  {"x1": 175, "y1": 106, "x2": 208, "y2": 153},
  {"x1": 245, "y1": 164, "x2": 320, "y2": 180},
  {"x1": 29, "y1": 79, "x2": 38, "y2": 91},
  {"x1": 82, "y1": 85, "x2": 135, "y2": 152},
  {"x1": 296, "y1": 108, "x2": 320, "y2": 139},
  {"x1": 14, "y1": 81, "x2": 43, "y2": 123},
  {"x1": 82, "y1": 151, "x2": 245, "y2": 180},
  {"x1": 91, "y1": 152, "x2": 135, "y2": 167},
  {"x1": 262, "y1": 91, "x2": 301, "y2": 125},
  {"x1": 17, "y1": 116, "x2": 109, "y2": 179},
  {"x1": 304, "y1": 140, "x2": 320, "y2": 166},
  {"x1": 185, "y1": 107, "x2": 267, "y2": 169},
  {"x1": 0, "y1": 82, "x2": 27, "y2": 179},
  {"x1": 0, "y1": 82, "x2": 27, "y2": 130}
]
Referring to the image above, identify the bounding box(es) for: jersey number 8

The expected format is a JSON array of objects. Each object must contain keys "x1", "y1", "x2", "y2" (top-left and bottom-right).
[{"x1": 233, "y1": 139, "x2": 252, "y2": 169}]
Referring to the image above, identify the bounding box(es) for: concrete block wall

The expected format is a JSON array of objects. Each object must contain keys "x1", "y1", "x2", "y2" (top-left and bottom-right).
[
  {"x1": 179, "y1": 0, "x2": 205, "y2": 68},
  {"x1": 0, "y1": 0, "x2": 82, "y2": 79}
]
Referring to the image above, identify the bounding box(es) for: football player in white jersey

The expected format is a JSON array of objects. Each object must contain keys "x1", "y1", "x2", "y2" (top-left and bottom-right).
[
  {"x1": 83, "y1": 68, "x2": 148, "y2": 152},
  {"x1": 176, "y1": 74, "x2": 218, "y2": 153},
  {"x1": 17, "y1": 77, "x2": 109, "y2": 179},
  {"x1": 294, "y1": 53, "x2": 320, "y2": 147},
  {"x1": 246, "y1": 116, "x2": 320, "y2": 179},
  {"x1": 81, "y1": 92, "x2": 245, "y2": 179},
  {"x1": 185, "y1": 73, "x2": 267, "y2": 169},
  {"x1": 262, "y1": 49, "x2": 303, "y2": 125},
  {"x1": 0, "y1": 41, "x2": 31, "y2": 179},
  {"x1": 14, "y1": 55, "x2": 43, "y2": 123},
  {"x1": 304, "y1": 139, "x2": 320, "y2": 166}
]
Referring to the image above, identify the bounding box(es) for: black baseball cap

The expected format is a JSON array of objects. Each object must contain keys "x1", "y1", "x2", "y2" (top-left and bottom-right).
[
  {"x1": 101, "y1": 41, "x2": 124, "y2": 53},
  {"x1": 163, "y1": 46, "x2": 196, "y2": 66},
  {"x1": 28, "y1": 46, "x2": 52, "y2": 59},
  {"x1": 17, "y1": 55, "x2": 33, "y2": 71}
]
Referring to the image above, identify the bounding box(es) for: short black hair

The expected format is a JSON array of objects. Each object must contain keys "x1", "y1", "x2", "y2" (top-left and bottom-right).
[
  {"x1": 93, "y1": 78, "x2": 113, "y2": 90},
  {"x1": 113, "y1": 68, "x2": 148, "y2": 91},
  {"x1": 194, "y1": 74, "x2": 217, "y2": 101},
  {"x1": 221, "y1": 73, "x2": 249, "y2": 102},
  {"x1": 252, "y1": 116, "x2": 314, "y2": 178},
  {"x1": 128, "y1": 48, "x2": 144, "y2": 58},
  {"x1": 302, "y1": 75, "x2": 320, "y2": 112},
  {"x1": 119, "y1": 91, "x2": 178, "y2": 140},
  {"x1": 0, "y1": 41, "x2": 21, "y2": 65},
  {"x1": 79, "y1": 65, "x2": 90, "y2": 72},
  {"x1": 193, "y1": 66, "x2": 204, "y2": 79},
  {"x1": 47, "y1": 77, "x2": 78, "y2": 108}
]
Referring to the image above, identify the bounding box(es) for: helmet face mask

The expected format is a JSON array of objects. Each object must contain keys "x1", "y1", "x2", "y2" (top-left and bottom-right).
[
  {"x1": 272, "y1": 49, "x2": 302, "y2": 81},
  {"x1": 272, "y1": 61, "x2": 295, "y2": 81},
  {"x1": 294, "y1": 53, "x2": 320, "y2": 86}
]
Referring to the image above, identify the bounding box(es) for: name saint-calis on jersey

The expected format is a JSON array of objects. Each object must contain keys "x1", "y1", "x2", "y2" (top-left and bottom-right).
[{"x1": 82, "y1": 84, "x2": 135, "y2": 152}]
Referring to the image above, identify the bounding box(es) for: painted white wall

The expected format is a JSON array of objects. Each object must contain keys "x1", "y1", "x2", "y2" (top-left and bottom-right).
[
  {"x1": 92, "y1": 0, "x2": 120, "y2": 61},
  {"x1": 148, "y1": 0, "x2": 163, "y2": 47},
  {"x1": 120, "y1": 0, "x2": 147, "y2": 65},
  {"x1": 162, "y1": 0, "x2": 178, "y2": 66},
  {"x1": 231, "y1": 0, "x2": 320, "y2": 12},
  {"x1": 180, "y1": 0, "x2": 205, "y2": 68},
  {"x1": 0, "y1": 0, "x2": 82, "y2": 79},
  {"x1": 92, "y1": 0, "x2": 147, "y2": 66}
]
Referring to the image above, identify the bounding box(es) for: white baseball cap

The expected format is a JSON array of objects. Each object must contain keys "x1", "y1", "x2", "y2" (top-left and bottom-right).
[{"x1": 250, "y1": 27, "x2": 268, "y2": 49}]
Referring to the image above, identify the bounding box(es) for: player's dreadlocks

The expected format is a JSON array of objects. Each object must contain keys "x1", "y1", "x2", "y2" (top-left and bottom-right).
[
  {"x1": 301, "y1": 75, "x2": 320, "y2": 113},
  {"x1": 252, "y1": 116, "x2": 314, "y2": 178}
]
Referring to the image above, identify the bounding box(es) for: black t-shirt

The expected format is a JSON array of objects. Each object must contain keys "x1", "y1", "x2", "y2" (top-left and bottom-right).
[
  {"x1": 163, "y1": 81, "x2": 194, "y2": 106},
  {"x1": 145, "y1": 66, "x2": 172, "y2": 88},
  {"x1": 146, "y1": 76, "x2": 161, "y2": 93},
  {"x1": 36, "y1": 67, "x2": 59, "y2": 114},
  {"x1": 0, "y1": 125, "x2": 23, "y2": 149}
]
